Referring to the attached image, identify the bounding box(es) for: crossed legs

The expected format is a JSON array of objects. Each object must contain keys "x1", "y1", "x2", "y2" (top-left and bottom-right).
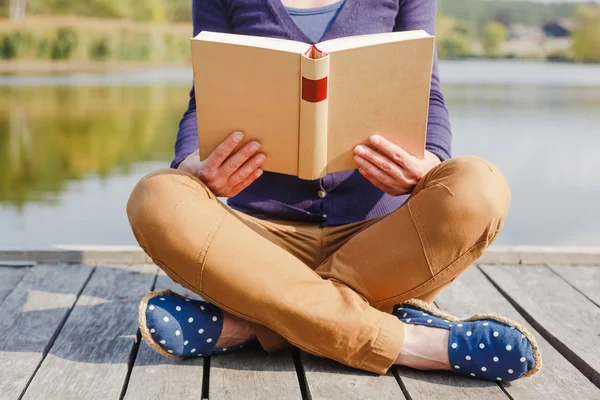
[{"x1": 127, "y1": 156, "x2": 510, "y2": 374}]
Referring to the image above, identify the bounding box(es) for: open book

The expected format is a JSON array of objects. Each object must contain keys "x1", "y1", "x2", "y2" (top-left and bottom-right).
[{"x1": 191, "y1": 30, "x2": 435, "y2": 180}]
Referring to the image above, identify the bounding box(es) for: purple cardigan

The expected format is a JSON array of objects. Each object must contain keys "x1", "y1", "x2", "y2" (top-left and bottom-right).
[{"x1": 172, "y1": 0, "x2": 452, "y2": 226}]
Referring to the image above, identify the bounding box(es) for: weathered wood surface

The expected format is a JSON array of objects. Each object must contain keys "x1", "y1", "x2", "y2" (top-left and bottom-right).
[
  {"x1": 300, "y1": 352, "x2": 404, "y2": 399},
  {"x1": 0, "y1": 264, "x2": 93, "y2": 399},
  {"x1": 549, "y1": 265, "x2": 600, "y2": 306},
  {"x1": 437, "y1": 266, "x2": 600, "y2": 399},
  {"x1": 124, "y1": 272, "x2": 205, "y2": 400},
  {"x1": 481, "y1": 265, "x2": 600, "y2": 388},
  {"x1": 394, "y1": 366, "x2": 508, "y2": 400},
  {"x1": 0, "y1": 266, "x2": 28, "y2": 304},
  {"x1": 211, "y1": 350, "x2": 301, "y2": 400},
  {"x1": 22, "y1": 264, "x2": 156, "y2": 400},
  {"x1": 2, "y1": 256, "x2": 599, "y2": 400},
  {"x1": 2, "y1": 246, "x2": 600, "y2": 266}
]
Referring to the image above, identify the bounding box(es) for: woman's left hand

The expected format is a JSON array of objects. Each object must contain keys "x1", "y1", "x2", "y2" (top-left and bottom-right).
[{"x1": 353, "y1": 135, "x2": 441, "y2": 196}]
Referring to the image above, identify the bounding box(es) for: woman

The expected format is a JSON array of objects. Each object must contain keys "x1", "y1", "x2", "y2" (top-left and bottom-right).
[{"x1": 128, "y1": 0, "x2": 541, "y2": 381}]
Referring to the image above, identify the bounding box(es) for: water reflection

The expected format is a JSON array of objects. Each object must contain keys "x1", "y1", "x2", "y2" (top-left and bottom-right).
[
  {"x1": 1, "y1": 64, "x2": 600, "y2": 247},
  {"x1": 0, "y1": 86, "x2": 185, "y2": 208}
]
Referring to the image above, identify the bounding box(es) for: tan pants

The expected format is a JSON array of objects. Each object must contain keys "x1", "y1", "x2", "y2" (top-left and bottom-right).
[{"x1": 126, "y1": 156, "x2": 510, "y2": 374}]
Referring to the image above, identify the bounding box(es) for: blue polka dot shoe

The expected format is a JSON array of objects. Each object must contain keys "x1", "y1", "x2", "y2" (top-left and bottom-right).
[
  {"x1": 139, "y1": 289, "x2": 245, "y2": 358},
  {"x1": 393, "y1": 299, "x2": 541, "y2": 382}
]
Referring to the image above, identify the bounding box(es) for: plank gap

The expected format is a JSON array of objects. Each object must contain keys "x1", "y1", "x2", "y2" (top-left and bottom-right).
[
  {"x1": 545, "y1": 265, "x2": 600, "y2": 309},
  {"x1": 202, "y1": 356, "x2": 211, "y2": 400},
  {"x1": 119, "y1": 330, "x2": 142, "y2": 400},
  {"x1": 292, "y1": 347, "x2": 312, "y2": 400},
  {"x1": 0, "y1": 267, "x2": 29, "y2": 306},
  {"x1": 391, "y1": 367, "x2": 412, "y2": 400},
  {"x1": 18, "y1": 265, "x2": 97, "y2": 400},
  {"x1": 477, "y1": 266, "x2": 600, "y2": 389},
  {"x1": 496, "y1": 383, "x2": 515, "y2": 400},
  {"x1": 119, "y1": 271, "x2": 158, "y2": 400}
]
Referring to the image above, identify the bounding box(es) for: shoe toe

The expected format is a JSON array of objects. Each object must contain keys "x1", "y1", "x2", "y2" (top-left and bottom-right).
[
  {"x1": 449, "y1": 319, "x2": 535, "y2": 381},
  {"x1": 143, "y1": 292, "x2": 223, "y2": 357}
]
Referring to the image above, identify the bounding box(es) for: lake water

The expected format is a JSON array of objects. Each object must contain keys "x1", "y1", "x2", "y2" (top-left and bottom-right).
[{"x1": 1, "y1": 60, "x2": 600, "y2": 248}]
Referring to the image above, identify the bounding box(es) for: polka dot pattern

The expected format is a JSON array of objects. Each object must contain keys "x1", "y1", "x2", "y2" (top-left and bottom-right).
[
  {"x1": 143, "y1": 291, "x2": 245, "y2": 358},
  {"x1": 393, "y1": 303, "x2": 536, "y2": 382}
]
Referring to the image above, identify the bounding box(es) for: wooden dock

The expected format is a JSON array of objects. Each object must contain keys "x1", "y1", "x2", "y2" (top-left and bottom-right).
[{"x1": 0, "y1": 247, "x2": 599, "y2": 399}]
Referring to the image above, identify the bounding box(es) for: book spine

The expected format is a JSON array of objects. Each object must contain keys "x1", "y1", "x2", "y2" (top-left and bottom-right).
[{"x1": 298, "y1": 46, "x2": 330, "y2": 180}]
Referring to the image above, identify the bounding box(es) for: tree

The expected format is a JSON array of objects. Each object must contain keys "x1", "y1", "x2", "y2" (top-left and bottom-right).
[
  {"x1": 9, "y1": 0, "x2": 26, "y2": 21},
  {"x1": 482, "y1": 21, "x2": 507, "y2": 55},
  {"x1": 572, "y1": 6, "x2": 600, "y2": 63}
]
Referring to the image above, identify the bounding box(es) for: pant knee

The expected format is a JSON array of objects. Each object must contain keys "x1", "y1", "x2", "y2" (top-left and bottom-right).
[
  {"x1": 440, "y1": 156, "x2": 511, "y2": 238},
  {"x1": 126, "y1": 168, "x2": 212, "y2": 247}
]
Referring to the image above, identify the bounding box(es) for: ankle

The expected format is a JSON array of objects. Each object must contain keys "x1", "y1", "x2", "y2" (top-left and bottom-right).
[
  {"x1": 395, "y1": 324, "x2": 451, "y2": 370},
  {"x1": 216, "y1": 312, "x2": 255, "y2": 348}
]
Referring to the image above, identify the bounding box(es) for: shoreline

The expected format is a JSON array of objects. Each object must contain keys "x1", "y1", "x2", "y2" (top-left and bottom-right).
[{"x1": 0, "y1": 60, "x2": 190, "y2": 74}]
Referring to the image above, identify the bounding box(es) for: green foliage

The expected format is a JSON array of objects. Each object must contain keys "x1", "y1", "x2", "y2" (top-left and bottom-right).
[
  {"x1": 436, "y1": 13, "x2": 474, "y2": 59},
  {"x1": 51, "y1": 27, "x2": 78, "y2": 60},
  {"x1": 482, "y1": 21, "x2": 507, "y2": 55},
  {"x1": 0, "y1": 31, "x2": 34, "y2": 59},
  {"x1": 572, "y1": 6, "x2": 600, "y2": 63},
  {"x1": 0, "y1": 19, "x2": 191, "y2": 63}
]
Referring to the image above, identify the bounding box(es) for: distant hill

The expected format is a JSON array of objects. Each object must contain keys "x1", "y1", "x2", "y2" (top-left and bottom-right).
[
  {"x1": 0, "y1": 0, "x2": 192, "y2": 22},
  {"x1": 438, "y1": 0, "x2": 578, "y2": 29}
]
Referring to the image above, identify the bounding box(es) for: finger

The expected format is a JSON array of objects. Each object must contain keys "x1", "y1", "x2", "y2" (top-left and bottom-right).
[
  {"x1": 369, "y1": 135, "x2": 417, "y2": 170},
  {"x1": 229, "y1": 168, "x2": 264, "y2": 197},
  {"x1": 354, "y1": 145, "x2": 404, "y2": 180},
  {"x1": 357, "y1": 166, "x2": 395, "y2": 194},
  {"x1": 353, "y1": 155, "x2": 397, "y2": 188},
  {"x1": 221, "y1": 141, "x2": 261, "y2": 177},
  {"x1": 205, "y1": 131, "x2": 244, "y2": 169},
  {"x1": 228, "y1": 153, "x2": 266, "y2": 186}
]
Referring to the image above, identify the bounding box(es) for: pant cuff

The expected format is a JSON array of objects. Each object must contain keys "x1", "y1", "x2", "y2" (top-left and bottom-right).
[{"x1": 358, "y1": 314, "x2": 405, "y2": 375}]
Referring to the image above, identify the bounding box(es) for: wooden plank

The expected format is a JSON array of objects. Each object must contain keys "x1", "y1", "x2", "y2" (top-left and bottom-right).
[
  {"x1": 0, "y1": 264, "x2": 93, "y2": 400},
  {"x1": 300, "y1": 352, "x2": 404, "y2": 399},
  {"x1": 548, "y1": 265, "x2": 600, "y2": 307},
  {"x1": 395, "y1": 367, "x2": 507, "y2": 400},
  {"x1": 436, "y1": 266, "x2": 600, "y2": 399},
  {"x1": 481, "y1": 264, "x2": 600, "y2": 388},
  {"x1": 0, "y1": 249, "x2": 148, "y2": 265},
  {"x1": 479, "y1": 246, "x2": 600, "y2": 266},
  {"x1": 210, "y1": 350, "x2": 301, "y2": 400},
  {"x1": 0, "y1": 266, "x2": 29, "y2": 304},
  {"x1": 124, "y1": 272, "x2": 205, "y2": 400},
  {"x1": 22, "y1": 264, "x2": 156, "y2": 400}
]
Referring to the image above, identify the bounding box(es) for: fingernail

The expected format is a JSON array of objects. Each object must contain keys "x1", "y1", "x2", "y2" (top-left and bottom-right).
[
  {"x1": 251, "y1": 142, "x2": 261, "y2": 151},
  {"x1": 257, "y1": 154, "x2": 266, "y2": 163},
  {"x1": 256, "y1": 169, "x2": 263, "y2": 177},
  {"x1": 354, "y1": 156, "x2": 363, "y2": 164},
  {"x1": 370, "y1": 135, "x2": 380, "y2": 145},
  {"x1": 233, "y1": 132, "x2": 244, "y2": 142},
  {"x1": 358, "y1": 168, "x2": 366, "y2": 174},
  {"x1": 355, "y1": 145, "x2": 365, "y2": 155}
]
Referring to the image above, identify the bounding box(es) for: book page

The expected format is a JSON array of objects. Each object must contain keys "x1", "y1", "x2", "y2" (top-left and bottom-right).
[
  {"x1": 325, "y1": 36, "x2": 435, "y2": 173},
  {"x1": 317, "y1": 30, "x2": 430, "y2": 53},
  {"x1": 194, "y1": 31, "x2": 310, "y2": 54},
  {"x1": 191, "y1": 38, "x2": 305, "y2": 176}
]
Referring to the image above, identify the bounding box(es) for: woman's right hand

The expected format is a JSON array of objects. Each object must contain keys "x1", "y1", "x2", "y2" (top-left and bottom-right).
[{"x1": 177, "y1": 131, "x2": 266, "y2": 197}]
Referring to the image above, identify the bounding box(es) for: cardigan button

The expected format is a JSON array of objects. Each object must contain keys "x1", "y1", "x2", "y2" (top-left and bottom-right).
[{"x1": 317, "y1": 190, "x2": 327, "y2": 199}]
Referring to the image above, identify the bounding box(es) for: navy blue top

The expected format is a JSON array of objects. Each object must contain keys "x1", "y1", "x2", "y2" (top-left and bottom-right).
[
  {"x1": 173, "y1": 0, "x2": 452, "y2": 226},
  {"x1": 286, "y1": 0, "x2": 346, "y2": 43}
]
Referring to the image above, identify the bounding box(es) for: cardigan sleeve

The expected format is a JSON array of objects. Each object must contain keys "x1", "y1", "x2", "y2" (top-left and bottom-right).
[
  {"x1": 394, "y1": 0, "x2": 452, "y2": 161},
  {"x1": 171, "y1": 0, "x2": 234, "y2": 168}
]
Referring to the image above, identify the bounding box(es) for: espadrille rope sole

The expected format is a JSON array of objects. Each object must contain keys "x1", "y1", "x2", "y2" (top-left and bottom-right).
[
  {"x1": 139, "y1": 289, "x2": 243, "y2": 358},
  {"x1": 396, "y1": 298, "x2": 541, "y2": 380}
]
